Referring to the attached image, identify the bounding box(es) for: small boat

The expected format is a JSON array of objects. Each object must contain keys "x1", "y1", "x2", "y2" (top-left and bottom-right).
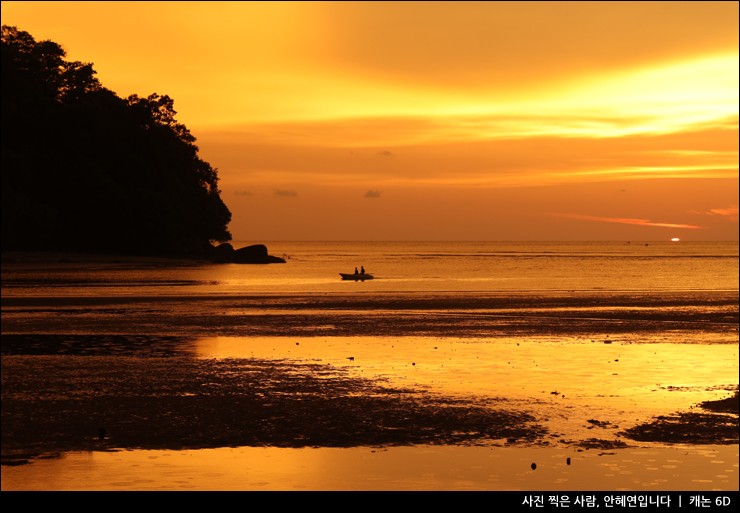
[{"x1": 340, "y1": 272, "x2": 374, "y2": 281}]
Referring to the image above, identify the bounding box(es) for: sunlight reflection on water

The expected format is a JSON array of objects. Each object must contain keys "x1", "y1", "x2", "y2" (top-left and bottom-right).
[
  {"x1": 192, "y1": 335, "x2": 738, "y2": 430},
  {"x1": 2, "y1": 445, "x2": 737, "y2": 491}
]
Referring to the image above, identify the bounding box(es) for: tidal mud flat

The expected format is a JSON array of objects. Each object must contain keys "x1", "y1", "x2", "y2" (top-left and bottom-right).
[
  {"x1": 1, "y1": 331, "x2": 737, "y2": 469},
  {"x1": 1, "y1": 350, "x2": 546, "y2": 464},
  {"x1": 2, "y1": 289, "x2": 738, "y2": 338}
]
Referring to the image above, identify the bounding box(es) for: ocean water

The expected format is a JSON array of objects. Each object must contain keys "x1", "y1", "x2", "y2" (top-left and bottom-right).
[
  {"x1": 258, "y1": 240, "x2": 739, "y2": 293},
  {"x1": 2, "y1": 241, "x2": 738, "y2": 491},
  {"x1": 2, "y1": 240, "x2": 738, "y2": 297}
]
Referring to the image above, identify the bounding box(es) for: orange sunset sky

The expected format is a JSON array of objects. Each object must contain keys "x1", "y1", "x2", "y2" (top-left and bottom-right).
[{"x1": 2, "y1": 1, "x2": 738, "y2": 241}]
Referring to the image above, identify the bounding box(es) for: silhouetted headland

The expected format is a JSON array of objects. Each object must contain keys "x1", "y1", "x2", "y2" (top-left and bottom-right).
[{"x1": 0, "y1": 26, "x2": 284, "y2": 263}]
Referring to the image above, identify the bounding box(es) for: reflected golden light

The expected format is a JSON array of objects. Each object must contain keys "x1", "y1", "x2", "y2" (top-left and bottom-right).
[
  {"x1": 672, "y1": 238, "x2": 681, "y2": 242},
  {"x1": 192, "y1": 335, "x2": 737, "y2": 417},
  {"x1": 4, "y1": 445, "x2": 738, "y2": 491}
]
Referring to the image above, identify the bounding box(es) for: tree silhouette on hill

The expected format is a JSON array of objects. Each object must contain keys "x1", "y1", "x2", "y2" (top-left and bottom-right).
[{"x1": 1, "y1": 25, "x2": 232, "y2": 255}]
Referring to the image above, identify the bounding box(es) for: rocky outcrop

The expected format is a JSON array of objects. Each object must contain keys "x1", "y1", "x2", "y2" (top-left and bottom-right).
[{"x1": 208, "y1": 243, "x2": 285, "y2": 264}]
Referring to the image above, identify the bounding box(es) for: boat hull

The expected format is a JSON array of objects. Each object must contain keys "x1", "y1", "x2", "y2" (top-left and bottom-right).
[{"x1": 340, "y1": 273, "x2": 374, "y2": 281}]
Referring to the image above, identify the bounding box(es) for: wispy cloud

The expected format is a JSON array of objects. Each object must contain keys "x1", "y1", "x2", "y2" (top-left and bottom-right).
[
  {"x1": 364, "y1": 190, "x2": 382, "y2": 198},
  {"x1": 552, "y1": 213, "x2": 704, "y2": 229},
  {"x1": 692, "y1": 205, "x2": 739, "y2": 222},
  {"x1": 274, "y1": 189, "x2": 298, "y2": 197},
  {"x1": 234, "y1": 190, "x2": 252, "y2": 196}
]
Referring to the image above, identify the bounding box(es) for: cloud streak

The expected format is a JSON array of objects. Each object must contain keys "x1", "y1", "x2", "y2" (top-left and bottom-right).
[
  {"x1": 693, "y1": 205, "x2": 739, "y2": 222},
  {"x1": 274, "y1": 189, "x2": 298, "y2": 198},
  {"x1": 552, "y1": 213, "x2": 704, "y2": 230}
]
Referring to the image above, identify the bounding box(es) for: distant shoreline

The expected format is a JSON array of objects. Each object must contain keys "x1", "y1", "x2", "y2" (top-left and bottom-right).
[{"x1": 1, "y1": 250, "x2": 211, "y2": 266}]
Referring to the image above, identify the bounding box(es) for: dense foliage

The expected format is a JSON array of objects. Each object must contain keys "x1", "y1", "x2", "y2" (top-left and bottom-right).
[{"x1": 1, "y1": 26, "x2": 232, "y2": 255}]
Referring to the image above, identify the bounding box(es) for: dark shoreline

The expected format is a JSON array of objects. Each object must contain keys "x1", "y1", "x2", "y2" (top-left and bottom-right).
[
  {"x1": 1, "y1": 243, "x2": 286, "y2": 266},
  {"x1": 1, "y1": 250, "x2": 211, "y2": 266}
]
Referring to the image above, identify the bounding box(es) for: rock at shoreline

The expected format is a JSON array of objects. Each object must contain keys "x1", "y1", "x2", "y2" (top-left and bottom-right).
[
  {"x1": 1, "y1": 242, "x2": 286, "y2": 265},
  {"x1": 209, "y1": 243, "x2": 285, "y2": 264}
]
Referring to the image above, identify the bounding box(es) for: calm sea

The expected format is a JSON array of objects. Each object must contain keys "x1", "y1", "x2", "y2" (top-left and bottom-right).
[
  {"x1": 2, "y1": 241, "x2": 738, "y2": 491},
  {"x1": 2, "y1": 240, "x2": 737, "y2": 297}
]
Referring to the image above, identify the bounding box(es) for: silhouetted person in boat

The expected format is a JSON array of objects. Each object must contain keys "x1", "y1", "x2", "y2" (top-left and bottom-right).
[
  {"x1": 361, "y1": 266, "x2": 365, "y2": 274},
  {"x1": 354, "y1": 267, "x2": 359, "y2": 274}
]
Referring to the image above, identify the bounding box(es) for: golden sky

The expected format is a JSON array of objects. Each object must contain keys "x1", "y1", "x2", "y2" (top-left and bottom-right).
[{"x1": 2, "y1": 1, "x2": 738, "y2": 241}]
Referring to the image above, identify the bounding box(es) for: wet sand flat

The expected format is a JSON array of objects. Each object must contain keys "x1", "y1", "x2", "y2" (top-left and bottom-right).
[
  {"x1": 2, "y1": 330, "x2": 738, "y2": 490},
  {"x1": 1, "y1": 286, "x2": 738, "y2": 490},
  {"x1": 2, "y1": 290, "x2": 737, "y2": 338}
]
